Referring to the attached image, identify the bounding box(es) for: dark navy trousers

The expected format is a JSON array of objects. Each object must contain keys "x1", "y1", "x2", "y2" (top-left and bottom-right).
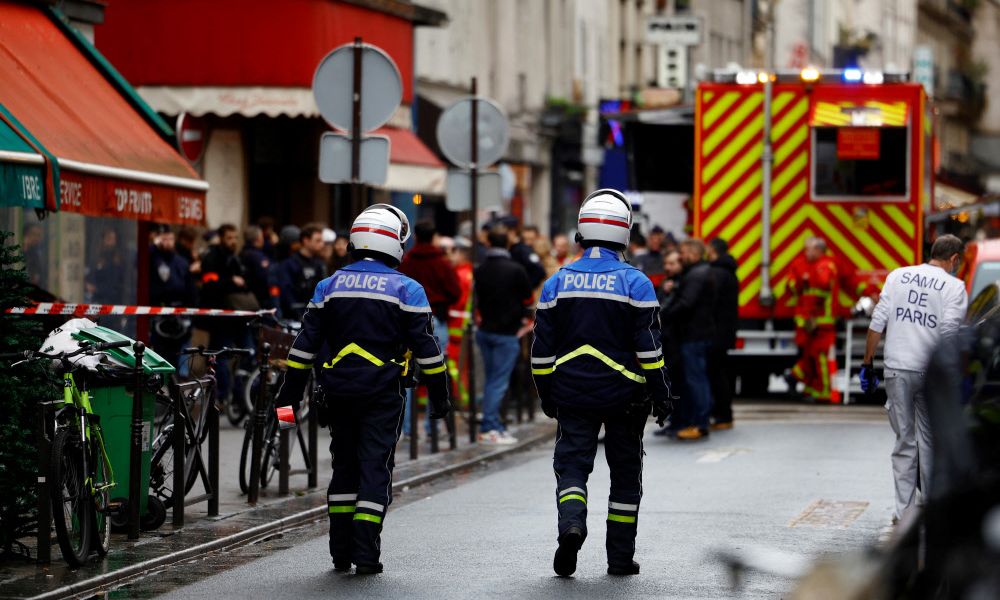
[
  {"x1": 553, "y1": 405, "x2": 645, "y2": 567},
  {"x1": 326, "y1": 388, "x2": 405, "y2": 567}
]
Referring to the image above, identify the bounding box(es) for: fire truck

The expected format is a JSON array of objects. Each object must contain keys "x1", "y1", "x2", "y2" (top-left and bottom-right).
[{"x1": 692, "y1": 68, "x2": 931, "y2": 397}]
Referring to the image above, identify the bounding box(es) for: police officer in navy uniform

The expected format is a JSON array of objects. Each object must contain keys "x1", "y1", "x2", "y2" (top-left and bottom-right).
[
  {"x1": 276, "y1": 204, "x2": 451, "y2": 575},
  {"x1": 532, "y1": 188, "x2": 673, "y2": 578}
]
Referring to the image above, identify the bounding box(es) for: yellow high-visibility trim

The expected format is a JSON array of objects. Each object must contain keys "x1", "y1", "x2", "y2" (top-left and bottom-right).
[
  {"x1": 421, "y1": 364, "x2": 446, "y2": 375},
  {"x1": 353, "y1": 513, "x2": 383, "y2": 524},
  {"x1": 323, "y1": 343, "x2": 384, "y2": 368},
  {"x1": 531, "y1": 367, "x2": 554, "y2": 376},
  {"x1": 554, "y1": 345, "x2": 646, "y2": 384},
  {"x1": 328, "y1": 506, "x2": 355, "y2": 514},
  {"x1": 559, "y1": 494, "x2": 587, "y2": 504},
  {"x1": 639, "y1": 358, "x2": 665, "y2": 370},
  {"x1": 607, "y1": 514, "x2": 637, "y2": 524},
  {"x1": 287, "y1": 359, "x2": 311, "y2": 370}
]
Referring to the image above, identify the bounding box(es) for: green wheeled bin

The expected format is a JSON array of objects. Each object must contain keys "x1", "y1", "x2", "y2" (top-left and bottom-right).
[{"x1": 71, "y1": 326, "x2": 175, "y2": 530}]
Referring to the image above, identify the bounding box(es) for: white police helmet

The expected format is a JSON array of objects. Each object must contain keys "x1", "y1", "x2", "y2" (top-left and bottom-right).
[
  {"x1": 577, "y1": 188, "x2": 632, "y2": 248},
  {"x1": 349, "y1": 203, "x2": 410, "y2": 263}
]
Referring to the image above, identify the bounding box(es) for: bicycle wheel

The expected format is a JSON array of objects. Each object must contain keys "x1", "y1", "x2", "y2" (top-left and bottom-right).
[
  {"x1": 259, "y1": 418, "x2": 279, "y2": 489},
  {"x1": 238, "y1": 421, "x2": 253, "y2": 494},
  {"x1": 91, "y1": 438, "x2": 111, "y2": 557},
  {"x1": 51, "y1": 427, "x2": 93, "y2": 566},
  {"x1": 149, "y1": 421, "x2": 199, "y2": 508}
]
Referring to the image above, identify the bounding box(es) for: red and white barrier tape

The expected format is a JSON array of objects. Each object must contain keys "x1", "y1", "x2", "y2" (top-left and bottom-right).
[{"x1": 4, "y1": 303, "x2": 275, "y2": 318}]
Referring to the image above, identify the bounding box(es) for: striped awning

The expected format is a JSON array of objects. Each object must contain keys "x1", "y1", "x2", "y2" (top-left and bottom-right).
[{"x1": 810, "y1": 100, "x2": 909, "y2": 127}]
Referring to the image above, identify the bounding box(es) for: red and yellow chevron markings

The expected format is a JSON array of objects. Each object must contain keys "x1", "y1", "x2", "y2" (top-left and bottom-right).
[{"x1": 696, "y1": 86, "x2": 918, "y2": 317}]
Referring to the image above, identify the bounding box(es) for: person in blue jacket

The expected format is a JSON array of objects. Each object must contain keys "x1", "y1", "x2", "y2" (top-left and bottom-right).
[
  {"x1": 275, "y1": 204, "x2": 451, "y2": 575},
  {"x1": 532, "y1": 188, "x2": 673, "y2": 578}
]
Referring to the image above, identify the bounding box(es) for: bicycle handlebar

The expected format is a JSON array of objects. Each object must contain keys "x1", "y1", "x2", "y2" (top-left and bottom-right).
[
  {"x1": 181, "y1": 346, "x2": 253, "y2": 358},
  {"x1": 0, "y1": 339, "x2": 132, "y2": 363}
]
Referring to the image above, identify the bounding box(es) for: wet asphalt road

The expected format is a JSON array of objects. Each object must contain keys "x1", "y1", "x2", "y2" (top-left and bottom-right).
[{"x1": 151, "y1": 408, "x2": 894, "y2": 600}]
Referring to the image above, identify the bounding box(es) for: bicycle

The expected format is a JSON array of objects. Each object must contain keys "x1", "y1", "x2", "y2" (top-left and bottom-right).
[
  {"x1": 149, "y1": 346, "x2": 252, "y2": 510},
  {"x1": 0, "y1": 339, "x2": 131, "y2": 567},
  {"x1": 238, "y1": 362, "x2": 313, "y2": 494}
]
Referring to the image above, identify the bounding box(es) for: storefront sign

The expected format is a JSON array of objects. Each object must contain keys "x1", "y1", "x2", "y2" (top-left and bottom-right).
[
  {"x1": 59, "y1": 170, "x2": 205, "y2": 225},
  {"x1": 837, "y1": 127, "x2": 880, "y2": 160},
  {"x1": 0, "y1": 161, "x2": 45, "y2": 208}
]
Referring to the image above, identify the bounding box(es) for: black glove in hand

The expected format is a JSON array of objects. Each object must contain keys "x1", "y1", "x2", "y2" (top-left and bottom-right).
[
  {"x1": 541, "y1": 396, "x2": 556, "y2": 419},
  {"x1": 651, "y1": 395, "x2": 673, "y2": 427},
  {"x1": 426, "y1": 377, "x2": 452, "y2": 419}
]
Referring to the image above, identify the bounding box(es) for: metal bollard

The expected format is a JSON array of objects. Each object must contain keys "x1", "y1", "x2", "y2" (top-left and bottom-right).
[
  {"x1": 207, "y1": 389, "x2": 220, "y2": 517},
  {"x1": 278, "y1": 428, "x2": 290, "y2": 496},
  {"x1": 248, "y1": 343, "x2": 270, "y2": 505},
  {"x1": 307, "y1": 387, "x2": 319, "y2": 488},
  {"x1": 170, "y1": 379, "x2": 186, "y2": 528},
  {"x1": 408, "y1": 389, "x2": 418, "y2": 460},
  {"x1": 128, "y1": 342, "x2": 145, "y2": 540},
  {"x1": 430, "y1": 405, "x2": 440, "y2": 454},
  {"x1": 466, "y1": 323, "x2": 477, "y2": 443},
  {"x1": 36, "y1": 401, "x2": 55, "y2": 564}
]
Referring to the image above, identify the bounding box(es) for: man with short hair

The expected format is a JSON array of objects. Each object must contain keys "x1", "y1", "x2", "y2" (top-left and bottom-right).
[
  {"x1": 241, "y1": 225, "x2": 272, "y2": 309},
  {"x1": 150, "y1": 226, "x2": 197, "y2": 372},
  {"x1": 474, "y1": 226, "x2": 533, "y2": 444},
  {"x1": 276, "y1": 225, "x2": 328, "y2": 320},
  {"x1": 660, "y1": 239, "x2": 716, "y2": 440},
  {"x1": 862, "y1": 234, "x2": 967, "y2": 522}
]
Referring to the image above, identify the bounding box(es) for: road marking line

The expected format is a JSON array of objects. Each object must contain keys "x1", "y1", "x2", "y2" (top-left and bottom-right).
[
  {"x1": 695, "y1": 447, "x2": 751, "y2": 463},
  {"x1": 788, "y1": 499, "x2": 869, "y2": 529}
]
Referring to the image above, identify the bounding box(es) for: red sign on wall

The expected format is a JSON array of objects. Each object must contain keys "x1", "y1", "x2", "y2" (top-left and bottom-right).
[
  {"x1": 837, "y1": 127, "x2": 881, "y2": 160},
  {"x1": 59, "y1": 169, "x2": 206, "y2": 225}
]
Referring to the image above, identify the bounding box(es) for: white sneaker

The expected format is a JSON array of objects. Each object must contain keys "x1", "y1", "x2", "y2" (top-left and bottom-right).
[{"x1": 478, "y1": 430, "x2": 518, "y2": 445}]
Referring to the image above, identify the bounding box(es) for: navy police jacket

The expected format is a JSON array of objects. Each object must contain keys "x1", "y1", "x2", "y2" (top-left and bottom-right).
[
  {"x1": 531, "y1": 246, "x2": 672, "y2": 410},
  {"x1": 277, "y1": 258, "x2": 448, "y2": 403}
]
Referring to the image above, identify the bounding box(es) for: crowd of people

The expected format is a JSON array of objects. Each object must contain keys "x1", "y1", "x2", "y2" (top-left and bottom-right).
[{"x1": 146, "y1": 213, "x2": 745, "y2": 443}]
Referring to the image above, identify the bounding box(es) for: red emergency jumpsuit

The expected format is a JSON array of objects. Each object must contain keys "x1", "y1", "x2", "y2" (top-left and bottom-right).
[{"x1": 788, "y1": 255, "x2": 838, "y2": 401}]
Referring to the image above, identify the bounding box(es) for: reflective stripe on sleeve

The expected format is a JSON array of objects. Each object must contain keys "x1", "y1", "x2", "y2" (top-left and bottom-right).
[
  {"x1": 635, "y1": 349, "x2": 662, "y2": 359},
  {"x1": 422, "y1": 364, "x2": 446, "y2": 375},
  {"x1": 639, "y1": 358, "x2": 665, "y2": 370},
  {"x1": 287, "y1": 359, "x2": 312, "y2": 370},
  {"x1": 416, "y1": 355, "x2": 445, "y2": 365},
  {"x1": 531, "y1": 356, "x2": 556, "y2": 364},
  {"x1": 289, "y1": 348, "x2": 316, "y2": 361}
]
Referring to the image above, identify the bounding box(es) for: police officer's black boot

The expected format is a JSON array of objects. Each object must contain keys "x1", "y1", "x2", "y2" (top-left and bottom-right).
[
  {"x1": 354, "y1": 563, "x2": 384, "y2": 575},
  {"x1": 607, "y1": 561, "x2": 640, "y2": 576},
  {"x1": 553, "y1": 526, "x2": 584, "y2": 577}
]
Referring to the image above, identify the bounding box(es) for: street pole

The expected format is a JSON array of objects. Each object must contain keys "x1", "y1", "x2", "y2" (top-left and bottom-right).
[
  {"x1": 466, "y1": 76, "x2": 479, "y2": 443},
  {"x1": 758, "y1": 5, "x2": 775, "y2": 308},
  {"x1": 351, "y1": 36, "x2": 366, "y2": 212},
  {"x1": 128, "y1": 342, "x2": 145, "y2": 540}
]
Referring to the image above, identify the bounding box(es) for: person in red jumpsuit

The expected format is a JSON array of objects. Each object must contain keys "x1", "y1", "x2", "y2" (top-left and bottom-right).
[{"x1": 787, "y1": 237, "x2": 839, "y2": 402}]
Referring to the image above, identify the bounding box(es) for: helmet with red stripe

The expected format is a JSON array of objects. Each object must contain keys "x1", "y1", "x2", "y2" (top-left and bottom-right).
[
  {"x1": 577, "y1": 188, "x2": 632, "y2": 249},
  {"x1": 349, "y1": 203, "x2": 411, "y2": 264}
]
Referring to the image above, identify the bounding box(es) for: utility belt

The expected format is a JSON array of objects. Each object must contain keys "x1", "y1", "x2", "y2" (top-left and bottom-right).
[{"x1": 321, "y1": 342, "x2": 415, "y2": 388}]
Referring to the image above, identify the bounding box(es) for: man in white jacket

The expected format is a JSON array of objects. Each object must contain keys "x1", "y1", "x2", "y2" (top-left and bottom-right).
[{"x1": 862, "y1": 234, "x2": 968, "y2": 522}]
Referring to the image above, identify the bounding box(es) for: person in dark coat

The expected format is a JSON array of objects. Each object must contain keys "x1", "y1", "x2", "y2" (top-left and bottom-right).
[
  {"x1": 150, "y1": 227, "x2": 197, "y2": 373},
  {"x1": 398, "y1": 220, "x2": 461, "y2": 437},
  {"x1": 500, "y1": 217, "x2": 546, "y2": 289},
  {"x1": 275, "y1": 225, "x2": 328, "y2": 320},
  {"x1": 240, "y1": 225, "x2": 273, "y2": 310},
  {"x1": 660, "y1": 239, "x2": 716, "y2": 440},
  {"x1": 200, "y1": 224, "x2": 254, "y2": 401},
  {"x1": 654, "y1": 248, "x2": 686, "y2": 436},
  {"x1": 473, "y1": 226, "x2": 533, "y2": 443},
  {"x1": 707, "y1": 238, "x2": 739, "y2": 429}
]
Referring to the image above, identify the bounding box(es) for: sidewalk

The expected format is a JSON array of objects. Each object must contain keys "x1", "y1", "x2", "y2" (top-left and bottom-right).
[{"x1": 0, "y1": 412, "x2": 555, "y2": 600}]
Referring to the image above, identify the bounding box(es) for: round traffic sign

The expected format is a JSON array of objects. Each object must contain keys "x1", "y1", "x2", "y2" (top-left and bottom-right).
[
  {"x1": 312, "y1": 42, "x2": 403, "y2": 132},
  {"x1": 436, "y1": 97, "x2": 509, "y2": 169},
  {"x1": 175, "y1": 113, "x2": 207, "y2": 164}
]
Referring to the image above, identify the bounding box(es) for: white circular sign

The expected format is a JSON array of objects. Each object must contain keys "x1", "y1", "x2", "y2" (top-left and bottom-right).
[
  {"x1": 312, "y1": 43, "x2": 403, "y2": 132},
  {"x1": 436, "y1": 97, "x2": 509, "y2": 168}
]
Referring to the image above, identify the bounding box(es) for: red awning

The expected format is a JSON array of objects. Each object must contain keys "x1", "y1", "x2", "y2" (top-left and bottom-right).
[
  {"x1": 0, "y1": 3, "x2": 207, "y2": 224},
  {"x1": 376, "y1": 127, "x2": 444, "y2": 168}
]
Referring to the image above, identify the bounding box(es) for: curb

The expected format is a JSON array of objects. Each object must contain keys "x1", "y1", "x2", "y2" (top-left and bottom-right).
[{"x1": 30, "y1": 423, "x2": 555, "y2": 600}]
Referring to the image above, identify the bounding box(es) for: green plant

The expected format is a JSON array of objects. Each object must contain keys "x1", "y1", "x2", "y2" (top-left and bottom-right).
[{"x1": 0, "y1": 231, "x2": 52, "y2": 559}]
